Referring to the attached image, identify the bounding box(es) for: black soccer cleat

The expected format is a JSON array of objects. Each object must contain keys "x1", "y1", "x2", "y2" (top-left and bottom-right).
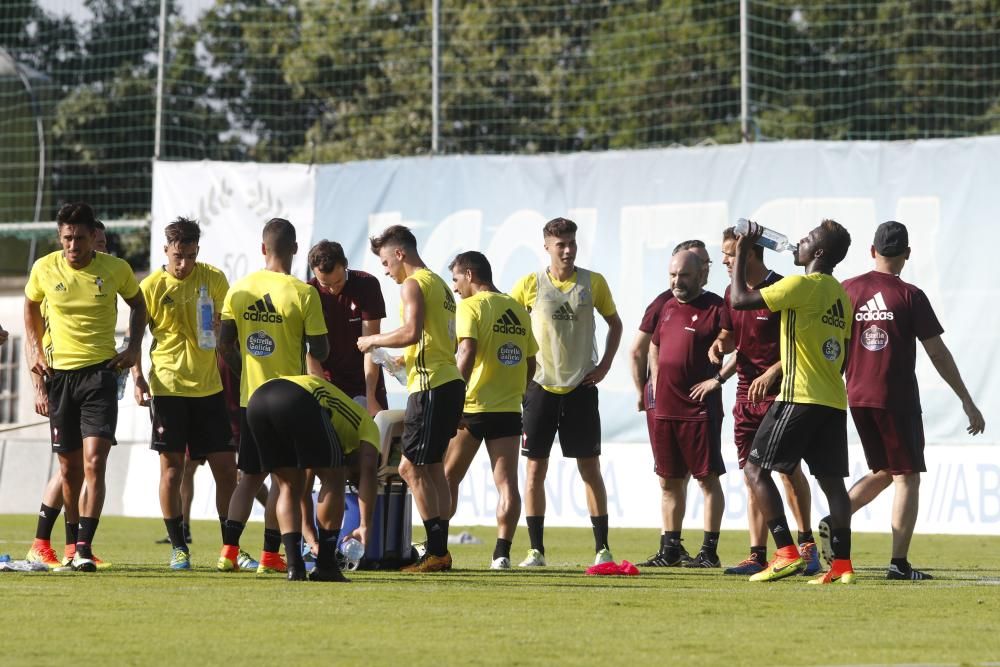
[
  {"x1": 683, "y1": 551, "x2": 721, "y2": 568},
  {"x1": 286, "y1": 566, "x2": 306, "y2": 581},
  {"x1": 638, "y1": 547, "x2": 693, "y2": 567},
  {"x1": 309, "y1": 566, "x2": 351, "y2": 583},
  {"x1": 887, "y1": 564, "x2": 933, "y2": 581}
]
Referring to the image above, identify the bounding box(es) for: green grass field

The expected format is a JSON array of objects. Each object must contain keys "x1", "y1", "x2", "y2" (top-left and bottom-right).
[{"x1": 2, "y1": 515, "x2": 999, "y2": 666}]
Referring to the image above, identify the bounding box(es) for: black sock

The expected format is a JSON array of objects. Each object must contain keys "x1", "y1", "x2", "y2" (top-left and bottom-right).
[
  {"x1": 182, "y1": 521, "x2": 192, "y2": 543},
  {"x1": 526, "y1": 516, "x2": 545, "y2": 554},
  {"x1": 263, "y1": 528, "x2": 282, "y2": 553},
  {"x1": 591, "y1": 514, "x2": 609, "y2": 552},
  {"x1": 164, "y1": 515, "x2": 187, "y2": 550},
  {"x1": 316, "y1": 528, "x2": 341, "y2": 569},
  {"x1": 701, "y1": 531, "x2": 720, "y2": 557},
  {"x1": 751, "y1": 545, "x2": 767, "y2": 562},
  {"x1": 663, "y1": 531, "x2": 682, "y2": 555},
  {"x1": 35, "y1": 504, "x2": 60, "y2": 541},
  {"x1": 766, "y1": 516, "x2": 794, "y2": 549},
  {"x1": 281, "y1": 532, "x2": 305, "y2": 570},
  {"x1": 223, "y1": 520, "x2": 245, "y2": 548},
  {"x1": 76, "y1": 516, "x2": 99, "y2": 558},
  {"x1": 65, "y1": 520, "x2": 79, "y2": 547},
  {"x1": 493, "y1": 538, "x2": 512, "y2": 561},
  {"x1": 798, "y1": 530, "x2": 814, "y2": 545},
  {"x1": 424, "y1": 518, "x2": 446, "y2": 557},
  {"x1": 890, "y1": 557, "x2": 909, "y2": 573},
  {"x1": 440, "y1": 519, "x2": 449, "y2": 547},
  {"x1": 218, "y1": 516, "x2": 227, "y2": 542},
  {"x1": 831, "y1": 526, "x2": 851, "y2": 560}
]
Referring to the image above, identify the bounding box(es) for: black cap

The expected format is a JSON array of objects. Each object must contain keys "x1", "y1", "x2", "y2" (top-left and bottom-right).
[{"x1": 873, "y1": 221, "x2": 908, "y2": 257}]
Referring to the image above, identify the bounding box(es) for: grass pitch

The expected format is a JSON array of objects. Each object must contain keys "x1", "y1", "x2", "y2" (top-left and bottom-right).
[{"x1": 2, "y1": 515, "x2": 998, "y2": 666}]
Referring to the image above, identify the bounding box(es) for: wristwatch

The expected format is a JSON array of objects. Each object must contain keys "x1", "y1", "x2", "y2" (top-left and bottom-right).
[{"x1": 714, "y1": 372, "x2": 726, "y2": 385}]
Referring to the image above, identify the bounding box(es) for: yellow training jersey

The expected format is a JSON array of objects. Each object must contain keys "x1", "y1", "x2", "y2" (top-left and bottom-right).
[
  {"x1": 25, "y1": 250, "x2": 140, "y2": 370},
  {"x1": 457, "y1": 291, "x2": 538, "y2": 413},
  {"x1": 402, "y1": 268, "x2": 462, "y2": 393},
  {"x1": 759, "y1": 273, "x2": 852, "y2": 410},
  {"x1": 221, "y1": 270, "x2": 327, "y2": 406},
  {"x1": 278, "y1": 375, "x2": 381, "y2": 456},
  {"x1": 141, "y1": 263, "x2": 229, "y2": 397}
]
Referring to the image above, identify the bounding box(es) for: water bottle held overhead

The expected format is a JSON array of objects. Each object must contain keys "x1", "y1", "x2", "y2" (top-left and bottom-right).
[
  {"x1": 735, "y1": 218, "x2": 797, "y2": 253},
  {"x1": 196, "y1": 285, "x2": 216, "y2": 350}
]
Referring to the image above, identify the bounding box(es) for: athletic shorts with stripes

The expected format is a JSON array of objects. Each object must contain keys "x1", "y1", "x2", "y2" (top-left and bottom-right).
[
  {"x1": 244, "y1": 379, "x2": 345, "y2": 472},
  {"x1": 851, "y1": 406, "x2": 926, "y2": 475},
  {"x1": 733, "y1": 400, "x2": 773, "y2": 469},
  {"x1": 747, "y1": 401, "x2": 848, "y2": 477},
  {"x1": 402, "y1": 379, "x2": 465, "y2": 465}
]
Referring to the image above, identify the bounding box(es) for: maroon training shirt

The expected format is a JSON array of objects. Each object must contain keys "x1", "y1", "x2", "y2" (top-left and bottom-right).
[
  {"x1": 651, "y1": 290, "x2": 731, "y2": 421},
  {"x1": 308, "y1": 270, "x2": 388, "y2": 404},
  {"x1": 842, "y1": 270, "x2": 943, "y2": 412},
  {"x1": 723, "y1": 271, "x2": 782, "y2": 403},
  {"x1": 639, "y1": 290, "x2": 673, "y2": 334}
]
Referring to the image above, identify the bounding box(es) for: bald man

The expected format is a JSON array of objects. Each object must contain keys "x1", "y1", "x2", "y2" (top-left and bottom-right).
[{"x1": 642, "y1": 250, "x2": 731, "y2": 568}]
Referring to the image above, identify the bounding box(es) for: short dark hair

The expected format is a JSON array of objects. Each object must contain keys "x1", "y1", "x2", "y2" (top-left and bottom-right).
[
  {"x1": 672, "y1": 239, "x2": 705, "y2": 255},
  {"x1": 308, "y1": 240, "x2": 348, "y2": 272},
  {"x1": 262, "y1": 218, "x2": 296, "y2": 254},
  {"x1": 721, "y1": 227, "x2": 763, "y2": 259},
  {"x1": 542, "y1": 217, "x2": 577, "y2": 238},
  {"x1": 369, "y1": 225, "x2": 417, "y2": 256},
  {"x1": 164, "y1": 217, "x2": 201, "y2": 245},
  {"x1": 819, "y1": 219, "x2": 851, "y2": 266},
  {"x1": 56, "y1": 202, "x2": 96, "y2": 229},
  {"x1": 94, "y1": 219, "x2": 106, "y2": 231},
  {"x1": 448, "y1": 251, "x2": 493, "y2": 284}
]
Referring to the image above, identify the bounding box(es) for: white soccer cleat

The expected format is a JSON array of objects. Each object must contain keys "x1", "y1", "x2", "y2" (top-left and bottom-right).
[
  {"x1": 594, "y1": 548, "x2": 614, "y2": 566},
  {"x1": 518, "y1": 548, "x2": 546, "y2": 567},
  {"x1": 490, "y1": 556, "x2": 511, "y2": 570}
]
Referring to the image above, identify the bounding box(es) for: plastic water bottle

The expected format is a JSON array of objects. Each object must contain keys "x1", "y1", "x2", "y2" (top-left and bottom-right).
[
  {"x1": 339, "y1": 537, "x2": 365, "y2": 571},
  {"x1": 371, "y1": 348, "x2": 407, "y2": 385},
  {"x1": 735, "y1": 218, "x2": 797, "y2": 253},
  {"x1": 196, "y1": 285, "x2": 216, "y2": 350},
  {"x1": 115, "y1": 337, "x2": 129, "y2": 400}
]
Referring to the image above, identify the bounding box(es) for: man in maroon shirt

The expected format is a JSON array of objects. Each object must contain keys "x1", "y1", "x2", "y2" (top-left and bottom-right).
[
  {"x1": 643, "y1": 250, "x2": 731, "y2": 568},
  {"x1": 839, "y1": 221, "x2": 985, "y2": 580},
  {"x1": 709, "y1": 227, "x2": 819, "y2": 575}
]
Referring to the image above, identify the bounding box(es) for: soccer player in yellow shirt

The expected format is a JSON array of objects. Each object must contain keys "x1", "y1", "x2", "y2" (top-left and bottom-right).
[
  {"x1": 357, "y1": 225, "x2": 465, "y2": 573},
  {"x1": 131, "y1": 217, "x2": 238, "y2": 570},
  {"x1": 445, "y1": 251, "x2": 537, "y2": 569},
  {"x1": 24, "y1": 202, "x2": 147, "y2": 572}
]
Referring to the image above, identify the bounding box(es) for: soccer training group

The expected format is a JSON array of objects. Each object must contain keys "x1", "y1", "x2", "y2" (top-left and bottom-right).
[{"x1": 11, "y1": 201, "x2": 985, "y2": 583}]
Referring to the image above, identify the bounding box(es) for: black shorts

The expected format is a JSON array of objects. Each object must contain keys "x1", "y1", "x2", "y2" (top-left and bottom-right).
[
  {"x1": 245, "y1": 380, "x2": 345, "y2": 472},
  {"x1": 460, "y1": 412, "x2": 523, "y2": 442},
  {"x1": 748, "y1": 402, "x2": 848, "y2": 477},
  {"x1": 150, "y1": 393, "x2": 234, "y2": 458},
  {"x1": 47, "y1": 362, "x2": 118, "y2": 453},
  {"x1": 521, "y1": 381, "x2": 600, "y2": 459},
  {"x1": 402, "y1": 379, "x2": 465, "y2": 465}
]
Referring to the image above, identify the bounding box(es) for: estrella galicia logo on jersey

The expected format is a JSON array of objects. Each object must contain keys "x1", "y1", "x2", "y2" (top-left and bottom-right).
[
  {"x1": 552, "y1": 302, "x2": 577, "y2": 321},
  {"x1": 861, "y1": 325, "x2": 889, "y2": 352},
  {"x1": 243, "y1": 294, "x2": 283, "y2": 323},
  {"x1": 821, "y1": 299, "x2": 846, "y2": 329},
  {"x1": 54, "y1": 282, "x2": 66, "y2": 292},
  {"x1": 493, "y1": 309, "x2": 527, "y2": 336},
  {"x1": 855, "y1": 291, "x2": 894, "y2": 321},
  {"x1": 246, "y1": 330, "x2": 275, "y2": 356},
  {"x1": 497, "y1": 342, "x2": 523, "y2": 366},
  {"x1": 822, "y1": 337, "x2": 842, "y2": 361}
]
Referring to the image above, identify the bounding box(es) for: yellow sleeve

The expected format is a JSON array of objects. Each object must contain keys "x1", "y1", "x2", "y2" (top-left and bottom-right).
[
  {"x1": 510, "y1": 274, "x2": 537, "y2": 310},
  {"x1": 138, "y1": 274, "x2": 155, "y2": 309},
  {"x1": 116, "y1": 260, "x2": 140, "y2": 300},
  {"x1": 25, "y1": 262, "x2": 45, "y2": 302},
  {"x1": 302, "y1": 284, "x2": 328, "y2": 336},
  {"x1": 590, "y1": 272, "x2": 617, "y2": 317},
  {"x1": 760, "y1": 274, "x2": 807, "y2": 312},
  {"x1": 210, "y1": 269, "x2": 229, "y2": 310},
  {"x1": 456, "y1": 298, "x2": 477, "y2": 340}
]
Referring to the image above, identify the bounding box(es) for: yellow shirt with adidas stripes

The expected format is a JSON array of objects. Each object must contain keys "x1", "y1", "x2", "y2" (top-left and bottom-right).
[
  {"x1": 140, "y1": 263, "x2": 229, "y2": 397},
  {"x1": 457, "y1": 291, "x2": 538, "y2": 413},
  {"x1": 759, "y1": 273, "x2": 852, "y2": 410},
  {"x1": 511, "y1": 269, "x2": 616, "y2": 395},
  {"x1": 401, "y1": 268, "x2": 462, "y2": 393},
  {"x1": 277, "y1": 375, "x2": 380, "y2": 455},
  {"x1": 221, "y1": 270, "x2": 327, "y2": 406},
  {"x1": 25, "y1": 250, "x2": 140, "y2": 370}
]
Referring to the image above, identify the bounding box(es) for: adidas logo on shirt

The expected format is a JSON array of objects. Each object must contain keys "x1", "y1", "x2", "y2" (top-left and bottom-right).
[
  {"x1": 821, "y1": 299, "x2": 846, "y2": 329},
  {"x1": 494, "y1": 309, "x2": 527, "y2": 335},
  {"x1": 855, "y1": 291, "x2": 894, "y2": 321},
  {"x1": 243, "y1": 293, "x2": 284, "y2": 323},
  {"x1": 162, "y1": 295, "x2": 175, "y2": 305},
  {"x1": 54, "y1": 282, "x2": 66, "y2": 292},
  {"x1": 552, "y1": 302, "x2": 577, "y2": 321}
]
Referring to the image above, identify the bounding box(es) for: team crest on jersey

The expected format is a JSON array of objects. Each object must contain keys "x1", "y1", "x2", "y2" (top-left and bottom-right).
[
  {"x1": 246, "y1": 331, "x2": 275, "y2": 356},
  {"x1": 822, "y1": 337, "x2": 842, "y2": 361},
  {"x1": 497, "y1": 342, "x2": 523, "y2": 366},
  {"x1": 861, "y1": 325, "x2": 889, "y2": 351},
  {"x1": 94, "y1": 277, "x2": 107, "y2": 297}
]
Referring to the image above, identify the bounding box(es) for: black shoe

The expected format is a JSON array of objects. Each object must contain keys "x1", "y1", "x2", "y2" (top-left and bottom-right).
[
  {"x1": 887, "y1": 564, "x2": 933, "y2": 581},
  {"x1": 683, "y1": 551, "x2": 721, "y2": 568},
  {"x1": 638, "y1": 547, "x2": 693, "y2": 567},
  {"x1": 287, "y1": 566, "x2": 306, "y2": 581},
  {"x1": 309, "y1": 566, "x2": 350, "y2": 583},
  {"x1": 155, "y1": 535, "x2": 171, "y2": 544}
]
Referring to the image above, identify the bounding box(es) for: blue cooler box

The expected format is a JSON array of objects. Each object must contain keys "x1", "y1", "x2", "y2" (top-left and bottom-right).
[{"x1": 341, "y1": 481, "x2": 412, "y2": 563}]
